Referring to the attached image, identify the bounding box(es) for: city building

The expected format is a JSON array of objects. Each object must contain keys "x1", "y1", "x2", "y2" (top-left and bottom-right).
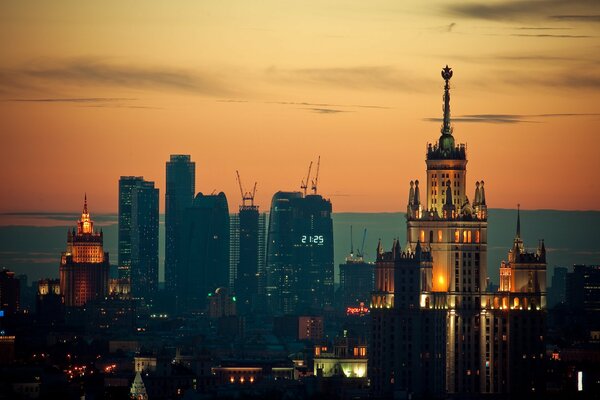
[
  {"x1": 370, "y1": 66, "x2": 547, "y2": 398},
  {"x1": 118, "y1": 176, "x2": 142, "y2": 280},
  {"x1": 178, "y1": 192, "x2": 229, "y2": 312},
  {"x1": 548, "y1": 266, "x2": 568, "y2": 308},
  {"x1": 229, "y1": 196, "x2": 266, "y2": 315},
  {"x1": 59, "y1": 196, "x2": 110, "y2": 307},
  {"x1": 314, "y1": 336, "x2": 368, "y2": 378},
  {"x1": 266, "y1": 191, "x2": 334, "y2": 315},
  {"x1": 566, "y1": 265, "x2": 600, "y2": 314},
  {"x1": 339, "y1": 250, "x2": 374, "y2": 311},
  {"x1": 208, "y1": 287, "x2": 237, "y2": 318},
  {"x1": 0, "y1": 269, "x2": 20, "y2": 316},
  {"x1": 36, "y1": 279, "x2": 63, "y2": 324},
  {"x1": 165, "y1": 155, "x2": 195, "y2": 296}
]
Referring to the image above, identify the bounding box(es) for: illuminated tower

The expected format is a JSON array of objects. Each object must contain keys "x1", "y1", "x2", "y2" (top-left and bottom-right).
[
  {"x1": 59, "y1": 195, "x2": 110, "y2": 307},
  {"x1": 405, "y1": 66, "x2": 488, "y2": 393}
]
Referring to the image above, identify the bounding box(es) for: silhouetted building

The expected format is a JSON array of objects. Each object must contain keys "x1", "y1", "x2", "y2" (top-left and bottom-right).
[
  {"x1": 339, "y1": 253, "x2": 374, "y2": 310},
  {"x1": 566, "y1": 265, "x2": 600, "y2": 334},
  {"x1": 59, "y1": 196, "x2": 110, "y2": 307},
  {"x1": 266, "y1": 191, "x2": 334, "y2": 315},
  {"x1": 314, "y1": 336, "x2": 368, "y2": 379},
  {"x1": 370, "y1": 241, "x2": 446, "y2": 398},
  {"x1": 548, "y1": 266, "x2": 568, "y2": 308},
  {"x1": 0, "y1": 269, "x2": 20, "y2": 316},
  {"x1": 230, "y1": 203, "x2": 266, "y2": 314},
  {"x1": 118, "y1": 176, "x2": 142, "y2": 280},
  {"x1": 36, "y1": 279, "x2": 63, "y2": 323},
  {"x1": 208, "y1": 287, "x2": 237, "y2": 318},
  {"x1": 179, "y1": 192, "x2": 229, "y2": 312},
  {"x1": 165, "y1": 155, "x2": 195, "y2": 296},
  {"x1": 130, "y1": 180, "x2": 159, "y2": 299}
]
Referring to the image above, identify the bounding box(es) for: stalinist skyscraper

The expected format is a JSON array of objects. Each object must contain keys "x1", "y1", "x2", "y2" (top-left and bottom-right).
[{"x1": 370, "y1": 66, "x2": 546, "y2": 398}]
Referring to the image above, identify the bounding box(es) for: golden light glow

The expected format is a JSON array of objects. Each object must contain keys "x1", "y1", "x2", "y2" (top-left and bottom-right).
[{"x1": 1, "y1": 3, "x2": 598, "y2": 214}]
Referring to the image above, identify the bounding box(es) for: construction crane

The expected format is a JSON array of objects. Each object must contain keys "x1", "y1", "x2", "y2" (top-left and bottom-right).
[
  {"x1": 357, "y1": 228, "x2": 367, "y2": 258},
  {"x1": 236, "y1": 170, "x2": 257, "y2": 207},
  {"x1": 350, "y1": 225, "x2": 354, "y2": 257},
  {"x1": 300, "y1": 161, "x2": 313, "y2": 197},
  {"x1": 311, "y1": 155, "x2": 321, "y2": 195}
]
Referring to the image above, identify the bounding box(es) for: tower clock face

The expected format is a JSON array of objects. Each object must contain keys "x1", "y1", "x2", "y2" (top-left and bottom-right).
[{"x1": 301, "y1": 235, "x2": 324, "y2": 245}]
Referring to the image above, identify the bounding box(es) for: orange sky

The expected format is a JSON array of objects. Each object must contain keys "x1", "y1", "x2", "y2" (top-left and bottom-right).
[{"x1": 1, "y1": 1, "x2": 600, "y2": 213}]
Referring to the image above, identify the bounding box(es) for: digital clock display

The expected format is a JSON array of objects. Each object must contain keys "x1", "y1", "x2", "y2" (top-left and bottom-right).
[{"x1": 301, "y1": 235, "x2": 324, "y2": 245}]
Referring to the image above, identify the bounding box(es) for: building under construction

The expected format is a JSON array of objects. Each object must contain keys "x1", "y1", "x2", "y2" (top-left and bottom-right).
[{"x1": 265, "y1": 158, "x2": 334, "y2": 315}]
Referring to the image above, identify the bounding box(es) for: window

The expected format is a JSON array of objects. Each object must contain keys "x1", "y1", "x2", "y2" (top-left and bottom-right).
[
  {"x1": 438, "y1": 230, "x2": 443, "y2": 242},
  {"x1": 429, "y1": 231, "x2": 434, "y2": 243},
  {"x1": 420, "y1": 230, "x2": 425, "y2": 242},
  {"x1": 454, "y1": 230, "x2": 460, "y2": 243}
]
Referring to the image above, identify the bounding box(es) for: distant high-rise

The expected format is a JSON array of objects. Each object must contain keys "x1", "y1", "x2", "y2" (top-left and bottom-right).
[
  {"x1": 179, "y1": 192, "x2": 229, "y2": 312},
  {"x1": 339, "y1": 254, "x2": 374, "y2": 310},
  {"x1": 165, "y1": 155, "x2": 195, "y2": 295},
  {"x1": 266, "y1": 192, "x2": 334, "y2": 315},
  {"x1": 130, "y1": 180, "x2": 159, "y2": 298},
  {"x1": 118, "y1": 176, "x2": 141, "y2": 280},
  {"x1": 59, "y1": 196, "x2": 110, "y2": 307},
  {"x1": 230, "y1": 205, "x2": 266, "y2": 314},
  {"x1": 0, "y1": 269, "x2": 20, "y2": 316}
]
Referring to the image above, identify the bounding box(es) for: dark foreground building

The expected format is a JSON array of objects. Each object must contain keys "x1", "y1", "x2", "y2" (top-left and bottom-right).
[
  {"x1": 178, "y1": 192, "x2": 230, "y2": 312},
  {"x1": 266, "y1": 192, "x2": 334, "y2": 315}
]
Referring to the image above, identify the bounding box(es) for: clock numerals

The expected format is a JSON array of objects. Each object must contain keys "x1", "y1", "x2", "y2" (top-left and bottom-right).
[{"x1": 301, "y1": 235, "x2": 324, "y2": 244}]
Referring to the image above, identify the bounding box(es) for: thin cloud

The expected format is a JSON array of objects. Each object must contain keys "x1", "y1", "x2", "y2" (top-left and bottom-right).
[
  {"x1": 445, "y1": 0, "x2": 600, "y2": 21},
  {"x1": 447, "y1": 22, "x2": 457, "y2": 32},
  {"x1": 304, "y1": 108, "x2": 349, "y2": 114},
  {"x1": 0, "y1": 58, "x2": 236, "y2": 97},
  {"x1": 267, "y1": 65, "x2": 426, "y2": 92},
  {"x1": 424, "y1": 113, "x2": 600, "y2": 124},
  {"x1": 5, "y1": 97, "x2": 136, "y2": 103},
  {"x1": 510, "y1": 33, "x2": 592, "y2": 38},
  {"x1": 549, "y1": 15, "x2": 600, "y2": 22}
]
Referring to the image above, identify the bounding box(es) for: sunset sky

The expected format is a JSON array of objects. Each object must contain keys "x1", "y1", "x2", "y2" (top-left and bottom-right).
[{"x1": 2, "y1": 1, "x2": 600, "y2": 214}]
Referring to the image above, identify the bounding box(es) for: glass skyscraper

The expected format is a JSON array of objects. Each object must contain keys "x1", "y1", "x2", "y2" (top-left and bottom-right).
[
  {"x1": 179, "y1": 192, "x2": 230, "y2": 312},
  {"x1": 118, "y1": 177, "x2": 159, "y2": 298},
  {"x1": 266, "y1": 192, "x2": 334, "y2": 315},
  {"x1": 165, "y1": 155, "x2": 195, "y2": 295}
]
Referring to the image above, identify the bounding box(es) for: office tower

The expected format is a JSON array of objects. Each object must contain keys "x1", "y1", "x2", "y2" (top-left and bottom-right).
[
  {"x1": 179, "y1": 192, "x2": 229, "y2": 312},
  {"x1": 339, "y1": 250, "x2": 374, "y2": 310},
  {"x1": 566, "y1": 265, "x2": 600, "y2": 313},
  {"x1": 230, "y1": 206, "x2": 266, "y2": 314},
  {"x1": 370, "y1": 66, "x2": 547, "y2": 397},
  {"x1": 266, "y1": 191, "x2": 334, "y2": 315},
  {"x1": 131, "y1": 180, "x2": 159, "y2": 298},
  {"x1": 165, "y1": 155, "x2": 195, "y2": 294},
  {"x1": 59, "y1": 196, "x2": 110, "y2": 307},
  {"x1": 548, "y1": 266, "x2": 568, "y2": 308},
  {"x1": 0, "y1": 269, "x2": 20, "y2": 316},
  {"x1": 118, "y1": 176, "x2": 142, "y2": 280}
]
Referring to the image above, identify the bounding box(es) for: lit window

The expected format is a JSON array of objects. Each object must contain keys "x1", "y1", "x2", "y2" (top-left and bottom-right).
[
  {"x1": 454, "y1": 230, "x2": 460, "y2": 243},
  {"x1": 438, "y1": 230, "x2": 443, "y2": 242},
  {"x1": 420, "y1": 230, "x2": 425, "y2": 242}
]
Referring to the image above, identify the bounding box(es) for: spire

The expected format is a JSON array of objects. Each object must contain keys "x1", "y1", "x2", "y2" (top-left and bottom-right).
[
  {"x1": 441, "y1": 65, "x2": 453, "y2": 136},
  {"x1": 408, "y1": 181, "x2": 415, "y2": 206},
  {"x1": 474, "y1": 181, "x2": 481, "y2": 205},
  {"x1": 516, "y1": 204, "x2": 521, "y2": 239},
  {"x1": 480, "y1": 181, "x2": 486, "y2": 205},
  {"x1": 83, "y1": 193, "x2": 88, "y2": 214},
  {"x1": 376, "y1": 239, "x2": 382, "y2": 255},
  {"x1": 414, "y1": 180, "x2": 421, "y2": 205}
]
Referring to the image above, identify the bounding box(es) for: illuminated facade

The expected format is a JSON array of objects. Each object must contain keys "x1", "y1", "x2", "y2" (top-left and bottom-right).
[
  {"x1": 314, "y1": 336, "x2": 368, "y2": 379},
  {"x1": 370, "y1": 66, "x2": 546, "y2": 398},
  {"x1": 59, "y1": 196, "x2": 110, "y2": 307}
]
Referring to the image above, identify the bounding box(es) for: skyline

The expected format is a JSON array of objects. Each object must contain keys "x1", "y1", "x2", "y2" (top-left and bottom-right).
[{"x1": 2, "y1": 1, "x2": 600, "y2": 213}]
